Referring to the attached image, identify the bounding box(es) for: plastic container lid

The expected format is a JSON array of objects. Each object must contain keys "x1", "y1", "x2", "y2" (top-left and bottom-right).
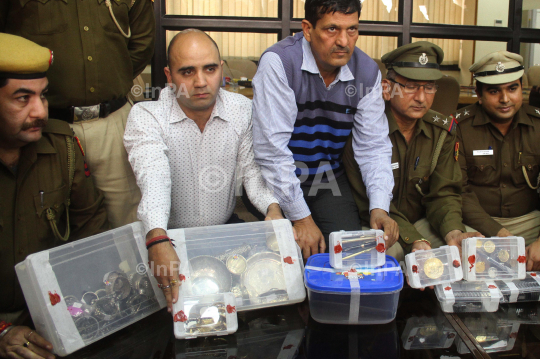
[
  {"x1": 497, "y1": 272, "x2": 540, "y2": 302},
  {"x1": 435, "y1": 280, "x2": 502, "y2": 303},
  {"x1": 304, "y1": 254, "x2": 403, "y2": 294}
]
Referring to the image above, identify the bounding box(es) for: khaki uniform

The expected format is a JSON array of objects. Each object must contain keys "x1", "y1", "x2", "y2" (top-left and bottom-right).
[
  {"x1": 457, "y1": 103, "x2": 540, "y2": 243},
  {"x1": 344, "y1": 103, "x2": 465, "y2": 252},
  {"x1": 0, "y1": 120, "x2": 108, "y2": 313},
  {"x1": 0, "y1": 0, "x2": 154, "y2": 228},
  {"x1": 0, "y1": 0, "x2": 155, "y2": 108}
]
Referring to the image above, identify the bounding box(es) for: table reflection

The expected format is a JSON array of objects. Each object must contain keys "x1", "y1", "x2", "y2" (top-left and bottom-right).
[{"x1": 33, "y1": 286, "x2": 540, "y2": 358}]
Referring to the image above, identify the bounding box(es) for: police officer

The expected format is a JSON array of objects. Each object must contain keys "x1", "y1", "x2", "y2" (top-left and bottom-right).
[
  {"x1": 1, "y1": 0, "x2": 156, "y2": 229},
  {"x1": 456, "y1": 51, "x2": 540, "y2": 269},
  {"x1": 0, "y1": 34, "x2": 108, "y2": 358},
  {"x1": 344, "y1": 41, "x2": 481, "y2": 261}
]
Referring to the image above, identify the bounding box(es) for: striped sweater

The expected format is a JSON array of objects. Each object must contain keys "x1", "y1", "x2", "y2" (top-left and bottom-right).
[{"x1": 263, "y1": 32, "x2": 380, "y2": 184}]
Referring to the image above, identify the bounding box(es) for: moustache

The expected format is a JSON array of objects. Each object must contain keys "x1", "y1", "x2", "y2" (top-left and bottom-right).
[
  {"x1": 332, "y1": 47, "x2": 350, "y2": 53},
  {"x1": 21, "y1": 118, "x2": 48, "y2": 131}
]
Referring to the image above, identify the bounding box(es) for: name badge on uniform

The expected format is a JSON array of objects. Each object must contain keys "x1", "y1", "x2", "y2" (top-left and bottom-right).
[
  {"x1": 391, "y1": 162, "x2": 399, "y2": 170},
  {"x1": 473, "y1": 150, "x2": 493, "y2": 156}
]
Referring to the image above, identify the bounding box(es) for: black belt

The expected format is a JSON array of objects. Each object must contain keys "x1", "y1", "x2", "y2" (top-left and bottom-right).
[
  {"x1": 473, "y1": 65, "x2": 524, "y2": 78},
  {"x1": 49, "y1": 97, "x2": 128, "y2": 123},
  {"x1": 390, "y1": 61, "x2": 440, "y2": 69}
]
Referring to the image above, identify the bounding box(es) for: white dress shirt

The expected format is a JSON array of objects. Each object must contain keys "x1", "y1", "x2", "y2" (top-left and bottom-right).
[
  {"x1": 252, "y1": 37, "x2": 393, "y2": 221},
  {"x1": 124, "y1": 87, "x2": 278, "y2": 234}
]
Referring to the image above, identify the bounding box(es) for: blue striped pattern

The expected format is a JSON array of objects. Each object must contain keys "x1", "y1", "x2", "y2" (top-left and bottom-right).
[{"x1": 288, "y1": 107, "x2": 354, "y2": 182}]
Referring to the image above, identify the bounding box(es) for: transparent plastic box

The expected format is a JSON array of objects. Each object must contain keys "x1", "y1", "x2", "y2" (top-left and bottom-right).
[
  {"x1": 173, "y1": 292, "x2": 238, "y2": 339},
  {"x1": 455, "y1": 312, "x2": 520, "y2": 354},
  {"x1": 497, "y1": 302, "x2": 540, "y2": 325},
  {"x1": 435, "y1": 280, "x2": 502, "y2": 313},
  {"x1": 14, "y1": 222, "x2": 166, "y2": 357},
  {"x1": 405, "y1": 246, "x2": 462, "y2": 289},
  {"x1": 497, "y1": 272, "x2": 540, "y2": 303},
  {"x1": 175, "y1": 308, "x2": 305, "y2": 359},
  {"x1": 304, "y1": 254, "x2": 403, "y2": 325},
  {"x1": 167, "y1": 219, "x2": 305, "y2": 311},
  {"x1": 462, "y1": 237, "x2": 526, "y2": 281},
  {"x1": 401, "y1": 316, "x2": 456, "y2": 350},
  {"x1": 329, "y1": 230, "x2": 385, "y2": 269},
  {"x1": 305, "y1": 317, "x2": 398, "y2": 358}
]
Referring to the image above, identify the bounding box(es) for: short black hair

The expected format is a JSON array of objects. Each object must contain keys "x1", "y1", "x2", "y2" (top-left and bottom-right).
[
  {"x1": 167, "y1": 29, "x2": 221, "y2": 68},
  {"x1": 0, "y1": 77, "x2": 8, "y2": 89},
  {"x1": 476, "y1": 77, "x2": 523, "y2": 96},
  {"x1": 305, "y1": 0, "x2": 362, "y2": 28}
]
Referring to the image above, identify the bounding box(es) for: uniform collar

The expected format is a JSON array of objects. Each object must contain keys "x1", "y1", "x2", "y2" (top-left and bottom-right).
[
  {"x1": 472, "y1": 103, "x2": 534, "y2": 129},
  {"x1": 168, "y1": 87, "x2": 229, "y2": 124},
  {"x1": 385, "y1": 102, "x2": 400, "y2": 135},
  {"x1": 301, "y1": 37, "x2": 355, "y2": 82},
  {"x1": 385, "y1": 101, "x2": 432, "y2": 139}
]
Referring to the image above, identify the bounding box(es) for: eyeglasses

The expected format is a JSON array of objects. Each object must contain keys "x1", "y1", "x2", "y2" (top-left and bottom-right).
[{"x1": 388, "y1": 78, "x2": 439, "y2": 94}]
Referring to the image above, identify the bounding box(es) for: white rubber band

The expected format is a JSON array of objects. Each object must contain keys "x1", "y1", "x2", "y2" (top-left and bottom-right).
[
  {"x1": 504, "y1": 280, "x2": 519, "y2": 303},
  {"x1": 348, "y1": 273, "x2": 360, "y2": 324},
  {"x1": 305, "y1": 265, "x2": 400, "y2": 274}
]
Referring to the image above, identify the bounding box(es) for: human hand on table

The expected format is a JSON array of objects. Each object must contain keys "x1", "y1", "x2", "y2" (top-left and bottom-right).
[
  {"x1": 496, "y1": 228, "x2": 513, "y2": 237},
  {"x1": 292, "y1": 215, "x2": 325, "y2": 260},
  {"x1": 445, "y1": 230, "x2": 484, "y2": 256},
  {"x1": 369, "y1": 209, "x2": 399, "y2": 250},
  {"x1": 408, "y1": 240, "x2": 434, "y2": 291},
  {"x1": 146, "y1": 228, "x2": 181, "y2": 313},
  {"x1": 264, "y1": 203, "x2": 298, "y2": 241},
  {"x1": 526, "y1": 237, "x2": 540, "y2": 271},
  {"x1": 0, "y1": 326, "x2": 54, "y2": 359}
]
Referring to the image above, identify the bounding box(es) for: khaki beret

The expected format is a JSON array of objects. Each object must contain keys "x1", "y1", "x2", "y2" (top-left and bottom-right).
[
  {"x1": 469, "y1": 51, "x2": 524, "y2": 85},
  {"x1": 0, "y1": 33, "x2": 52, "y2": 79},
  {"x1": 381, "y1": 41, "x2": 444, "y2": 81}
]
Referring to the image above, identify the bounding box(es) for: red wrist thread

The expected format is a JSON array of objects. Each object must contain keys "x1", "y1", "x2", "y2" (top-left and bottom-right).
[{"x1": 145, "y1": 235, "x2": 170, "y2": 246}]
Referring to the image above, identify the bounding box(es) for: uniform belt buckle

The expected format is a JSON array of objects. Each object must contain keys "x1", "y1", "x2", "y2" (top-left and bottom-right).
[{"x1": 73, "y1": 105, "x2": 101, "y2": 122}]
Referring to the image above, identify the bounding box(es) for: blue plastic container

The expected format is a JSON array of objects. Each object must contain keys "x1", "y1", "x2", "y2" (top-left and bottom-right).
[{"x1": 305, "y1": 254, "x2": 403, "y2": 324}]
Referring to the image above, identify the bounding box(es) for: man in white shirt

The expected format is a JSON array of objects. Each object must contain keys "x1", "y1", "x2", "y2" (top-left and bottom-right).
[{"x1": 124, "y1": 29, "x2": 284, "y2": 313}]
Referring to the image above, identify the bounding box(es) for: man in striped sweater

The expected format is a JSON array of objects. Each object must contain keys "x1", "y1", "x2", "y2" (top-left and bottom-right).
[{"x1": 252, "y1": 0, "x2": 396, "y2": 259}]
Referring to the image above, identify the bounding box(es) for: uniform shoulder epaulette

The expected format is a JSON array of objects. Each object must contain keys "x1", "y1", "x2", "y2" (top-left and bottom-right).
[
  {"x1": 452, "y1": 104, "x2": 476, "y2": 123},
  {"x1": 424, "y1": 109, "x2": 457, "y2": 133},
  {"x1": 524, "y1": 103, "x2": 540, "y2": 118},
  {"x1": 42, "y1": 118, "x2": 74, "y2": 137}
]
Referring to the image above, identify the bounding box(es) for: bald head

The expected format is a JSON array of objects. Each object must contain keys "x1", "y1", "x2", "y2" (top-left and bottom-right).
[{"x1": 167, "y1": 29, "x2": 221, "y2": 68}]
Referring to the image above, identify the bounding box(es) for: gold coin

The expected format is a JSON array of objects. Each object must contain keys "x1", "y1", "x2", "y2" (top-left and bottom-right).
[
  {"x1": 419, "y1": 325, "x2": 438, "y2": 337},
  {"x1": 498, "y1": 249, "x2": 509, "y2": 263},
  {"x1": 476, "y1": 261, "x2": 486, "y2": 273},
  {"x1": 476, "y1": 240, "x2": 482, "y2": 248},
  {"x1": 423, "y1": 257, "x2": 444, "y2": 279},
  {"x1": 483, "y1": 240, "x2": 496, "y2": 253},
  {"x1": 488, "y1": 267, "x2": 498, "y2": 278}
]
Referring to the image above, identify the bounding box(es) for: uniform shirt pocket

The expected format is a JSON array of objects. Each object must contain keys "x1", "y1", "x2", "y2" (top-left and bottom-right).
[
  {"x1": 33, "y1": 185, "x2": 67, "y2": 220},
  {"x1": 408, "y1": 164, "x2": 430, "y2": 197},
  {"x1": 465, "y1": 155, "x2": 498, "y2": 186},
  {"x1": 513, "y1": 153, "x2": 540, "y2": 187},
  {"x1": 19, "y1": 0, "x2": 68, "y2": 35},
  {"x1": 97, "y1": 0, "x2": 131, "y2": 34}
]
